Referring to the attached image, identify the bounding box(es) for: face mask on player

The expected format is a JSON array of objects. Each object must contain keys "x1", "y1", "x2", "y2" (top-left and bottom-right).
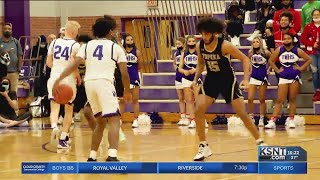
[{"x1": 177, "y1": 46, "x2": 183, "y2": 51}]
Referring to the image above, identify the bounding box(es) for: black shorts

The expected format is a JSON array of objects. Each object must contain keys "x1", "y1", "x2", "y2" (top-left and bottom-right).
[
  {"x1": 200, "y1": 74, "x2": 243, "y2": 104},
  {"x1": 114, "y1": 68, "x2": 124, "y2": 98}
]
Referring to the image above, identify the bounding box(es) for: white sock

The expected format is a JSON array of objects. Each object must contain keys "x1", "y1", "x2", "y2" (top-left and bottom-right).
[
  {"x1": 186, "y1": 114, "x2": 190, "y2": 119},
  {"x1": 60, "y1": 132, "x2": 68, "y2": 140},
  {"x1": 108, "y1": 149, "x2": 117, "y2": 157},
  {"x1": 51, "y1": 123, "x2": 57, "y2": 129},
  {"x1": 89, "y1": 150, "x2": 97, "y2": 160},
  {"x1": 200, "y1": 141, "x2": 207, "y2": 145},
  {"x1": 260, "y1": 115, "x2": 264, "y2": 120}
]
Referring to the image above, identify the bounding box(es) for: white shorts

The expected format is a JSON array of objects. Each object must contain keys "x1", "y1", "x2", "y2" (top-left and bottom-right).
[
  {"x1": 85, "y1": 79, "x2": 120, "y2": 117},
  {"x1": 182, "y1": 78, "x2": 193, "y2": 88},
  {"x1": 47, "y1": 75, "x2": 77, "y2": 103},
  {"x1": 249, "y1": 77, "x2": 269, "y2": 86},
  {"x1": 279, "y1": 77, "x2": 302, "y2": 85},
  {"x1": 175, "y1": 80, "x2": 183, "y2": 90}
]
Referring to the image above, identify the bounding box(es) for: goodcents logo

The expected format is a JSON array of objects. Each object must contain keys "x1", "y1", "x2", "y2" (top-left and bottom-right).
[{"x1": 22, "y1": 163, "x2": 46, "y2": 172}]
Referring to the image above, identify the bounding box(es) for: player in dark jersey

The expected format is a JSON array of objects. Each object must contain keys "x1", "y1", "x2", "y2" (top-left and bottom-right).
[
  {"x1": 247, "y1": 37, "x2": 271, "y2": 127},
  {"x1": 192, "y1": 17, "x2": 267, "y2": 161},
  {"x1": 266, "y1": 33, "x2": 311, "y2": 129},
  {"x1": 121, "y1": 33, "x2": 142, "y2": 128}
]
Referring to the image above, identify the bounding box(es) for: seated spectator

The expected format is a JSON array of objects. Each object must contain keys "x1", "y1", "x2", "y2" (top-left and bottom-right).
[
  {"x1": 266, "y1": 11, "x2": 299, "y2": 50},
  {"x1": 272, "y1": 0, "x2": 294, "y2": 11},
  {"x1": 247, "y1": 0, "x2": 275, "y2": 41},
  {"x1": 0, "y1": 78, "x2": 31, "y2": 127},
  {"x1": 301, "y1": 9, "x2": 320, "y2": 101},
  {"x1": 301, "y1": 0, "x2": 320, "y2": 31},
  {"x1": 272, "y1": 0, "x2": 301, "y2": 33},
  {"x1": 239, "y1": 0, "x2": 256, "y2": 23},
  {"x1": 225, "y1": 0, "x2": 244, "y2": 46}
]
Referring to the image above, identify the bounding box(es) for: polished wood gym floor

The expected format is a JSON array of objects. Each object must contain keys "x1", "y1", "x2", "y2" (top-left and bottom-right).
[{"x1": 1, "y1": 116, "x2": 320, "y2": 180}]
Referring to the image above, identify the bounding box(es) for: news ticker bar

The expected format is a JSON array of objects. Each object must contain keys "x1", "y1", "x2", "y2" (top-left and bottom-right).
[{"x1": 22, "y1": 162, "x2": 307, "y2": 174}]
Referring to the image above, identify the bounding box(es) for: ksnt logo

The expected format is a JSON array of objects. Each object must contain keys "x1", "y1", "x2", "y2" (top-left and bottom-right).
[{"x1": 259, "y1": 147, "x2": 287, "y2": 161}]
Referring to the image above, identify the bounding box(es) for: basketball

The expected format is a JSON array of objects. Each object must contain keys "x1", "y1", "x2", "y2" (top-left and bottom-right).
[{"x1": 53, "y1": 84, "x2": 73, "y2": 104}]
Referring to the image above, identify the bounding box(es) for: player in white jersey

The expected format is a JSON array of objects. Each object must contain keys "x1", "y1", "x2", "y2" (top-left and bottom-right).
[
  {"x1": 53, "y1": 19, "x2": 131, "y2": 162},
  {"x1": 46, "y1": 21, "x2": 81, "y2": 149}
]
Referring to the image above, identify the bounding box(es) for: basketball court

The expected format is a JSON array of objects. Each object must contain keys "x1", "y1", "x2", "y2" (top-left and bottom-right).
[{"x1": 1, "y1": 117, "x2": 320, "y2": 179}]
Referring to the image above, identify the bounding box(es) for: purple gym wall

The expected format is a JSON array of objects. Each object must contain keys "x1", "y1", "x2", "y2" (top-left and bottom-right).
[{"x1": 4, "y1": 0, "x2": 30, "y2": 38}]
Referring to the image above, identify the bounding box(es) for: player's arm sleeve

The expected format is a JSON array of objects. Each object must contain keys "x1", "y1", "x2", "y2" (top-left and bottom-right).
[{"x1": 114, "y1": 44, "x2": 127, "y2": 63}]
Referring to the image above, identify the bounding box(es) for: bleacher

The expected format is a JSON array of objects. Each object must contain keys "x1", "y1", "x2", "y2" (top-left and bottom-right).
[{"x1": 123, "y1": 0, "x2": 320, "y2": 115}]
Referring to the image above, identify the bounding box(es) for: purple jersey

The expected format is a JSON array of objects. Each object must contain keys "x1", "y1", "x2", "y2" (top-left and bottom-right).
[
  {"x1": 251, "y1": 51, "x2": 268, "y2": 81},
  {"x1": 174, "y1": 50, "x2": 183, "y2": 82},
  {"x1": 278, "y1": 46, "x2": 300, "y2": 80},
  {"x1": 126, "y1": 48, "x2": 140, "y2": 85},
  {"x1": 183, "y1": 50, "x2": 198, "y2": 81}
]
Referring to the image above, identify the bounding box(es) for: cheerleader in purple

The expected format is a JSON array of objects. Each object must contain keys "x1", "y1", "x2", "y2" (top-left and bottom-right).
[
  {"x1": 173, "y1": 37, "x2": 188, "y2": 125},
  {"x1": 248, "y1": 37, "x2": 271, "y2": 127},
  {"x1": 266, "y1": 33, "x2": 312, "y2": 129}
]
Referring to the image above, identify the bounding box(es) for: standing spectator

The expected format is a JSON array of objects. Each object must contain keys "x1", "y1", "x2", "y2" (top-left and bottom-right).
[
  {"x1": 267, "y1": 11, "x2": 299, "y2": 49},
  {"x1": 272, "y1": 0, "x2": 301, "y2": 33},
  {"x1": 301, "y1": 0, "x2": 320, "y2": 31},
  {"x1": 301, "y1": 9, "x2": 320, "y2": 101},
  {"x1": 225, "y1": 0, "x2": 244, "y2": 46},
  {"x1": 0, "y1": 23, "x2": 23, "y2": 92},
  {"x1": 247, "y1": 0, "x2": 275, "y2": 41}
]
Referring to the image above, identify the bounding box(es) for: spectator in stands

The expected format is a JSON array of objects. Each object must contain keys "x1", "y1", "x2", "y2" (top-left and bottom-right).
[
  {"x1": 239, "y1": 0, "x2": 256, "y2": 23},
  {"x1": 301, "y1": 9, "x2": 320, "y2": 101},
  {"x1": 47, "y1": 34, "x2": 56, "y2": 47},
  {"x1": 271, "y1": 0, "x2": 301, "y2": 33},
  {"x1": 301, "y1": 0, "x2": 320, "y2": 31},
  {"x1": 266, "y1": 11, "x2": 299, "y2": 49},
  {"x1": 32, "y1": 35, "x2": 49, "y2": 97},
  {"x1": 0, "y1": 23, "x2": 23, "y2": 92},
  {"x1": 272, "y1": 0, "x2": 294, "y2": 11},
  {"x1": 0, "y1": 78, "x2": 31, "y2": 127},
  {"x1": 225, "y1": 0, "x2": 244, "y2": 46},
  {"x1": 247, "y1": 0, "x2": 275, "y2": 42},
  {"x1": 58, "y1": 27, "x2": 65, "y2": 38},
  {"x1": 266, "y1": 11, "x2": 299, "y2": 82}
]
